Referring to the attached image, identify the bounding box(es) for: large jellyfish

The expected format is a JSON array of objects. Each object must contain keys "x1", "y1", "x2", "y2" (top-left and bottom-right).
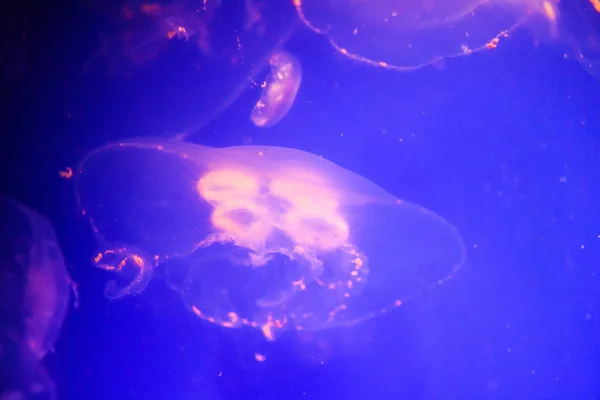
[
  {"x1": 75, "y1": 138, "x2": 466, "y2": 341},
  {"x1": 293, "y1": 0, "x2": 600, "y2": 76},
  {"x1": 0, "y1": 197, "x2": 72, "y2": 399}
]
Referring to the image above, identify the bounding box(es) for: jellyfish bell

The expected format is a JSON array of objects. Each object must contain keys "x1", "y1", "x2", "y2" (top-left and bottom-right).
[
  {"x1": 0, "y1": 197, "x2": 72, "y2": 399},
  {"x1": 75, "y1": 137, "x2": 466, "y2": 341},
  {"x1": 250, "y1": 50, "x2": 303, "y2": 128},
  {"x1": 293, "y1": 0, "x2": 565, "y2": 71}
]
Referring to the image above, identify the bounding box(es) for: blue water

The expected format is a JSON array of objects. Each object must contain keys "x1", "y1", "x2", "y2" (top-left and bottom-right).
[{"x1": 1, "y1": 0, "x2": 599, "y2": 399}]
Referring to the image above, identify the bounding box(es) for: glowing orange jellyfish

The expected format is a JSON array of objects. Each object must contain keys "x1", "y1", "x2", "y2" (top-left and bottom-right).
[{"x1": 75, "y1": 138, "x2": 466, "y2": 340}]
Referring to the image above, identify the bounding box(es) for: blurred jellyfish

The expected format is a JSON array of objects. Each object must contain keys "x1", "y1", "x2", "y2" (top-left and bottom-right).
[
  {"x1": 83, "y1": 0, "x2": 299, "y2": 140},
  {"x1": 293, "y1": 0, "x2": 600, "y2": 74},
  {"x1": 75, "y1": 138, "x2": 466, "y2": 341},
  {"x1": 0, "y1": 197, "x2": 72, "y2": 399},
  {"x1": 555, "y1": 0, "x2": 600, "y2": 81},
  {"x1": 83, "y1": 0, "x2": 221, "y2": 77},
  {"x1": 251, "y1": 51, "x2": 302, "y2": 128}
]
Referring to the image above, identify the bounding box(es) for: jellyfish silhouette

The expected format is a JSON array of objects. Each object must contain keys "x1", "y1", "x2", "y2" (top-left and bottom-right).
[{"x1": 0, "y1": 197, "x2": 72, "y2": 399}]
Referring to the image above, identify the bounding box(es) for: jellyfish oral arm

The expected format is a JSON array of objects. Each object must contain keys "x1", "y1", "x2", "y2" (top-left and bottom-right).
[{"x1": 93, "y1": 245, "x2": 154, "y2": 299}]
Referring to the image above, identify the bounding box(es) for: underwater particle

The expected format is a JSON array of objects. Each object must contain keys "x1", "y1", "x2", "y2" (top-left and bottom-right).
[
  {"x1": 0, "y1": 197, "x2": 72, "y2": 399},
  {"x1": 250, "y1": 50, "x2": 302, "y2": 128},
  {"x1": 293, "y1": 0, "x2": 598, "y2": 73},
  {"x1": 74, "y1": 138, "x2": 466, "y2": 340}
]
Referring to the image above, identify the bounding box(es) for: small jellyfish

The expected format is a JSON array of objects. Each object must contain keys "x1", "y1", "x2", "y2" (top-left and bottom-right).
[
  {"x1": 0, "y1": 197, "x2": 72, "y2": 399},
  {"x1": 250, "y1": 51, "x2": 302, "y2": 128},
  {"x1": 75, "y1": 138, "x2": 465, "y2": 341}
]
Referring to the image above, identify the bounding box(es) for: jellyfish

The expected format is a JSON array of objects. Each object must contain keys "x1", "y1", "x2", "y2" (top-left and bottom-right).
[
  {"x1": 75, "y1": 138, "x2": 466, "y2": 341},
  {"x1": 251, "y1": 51, "x2": 302, "y2": 128},
  {"x1": 554, "y1": 0, "x2": 600, "y2": 82},
  {"x1": 293, "y1": 0, "x2": 600, "y2": 74},
  {"x1": 82, "y1": 0, "x2": 300, "y2": 140},
  {"x1": 0, "y1": 197, "x2": 72, "y2": 399}
]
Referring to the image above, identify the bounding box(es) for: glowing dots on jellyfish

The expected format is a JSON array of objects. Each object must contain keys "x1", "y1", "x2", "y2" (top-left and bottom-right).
[
  {"x1": 292, "y1": 0, "x2": 517, "y2": 71},
  {"x1": 292, "y1": 0, "x2": 595, "y2": 72},
  {"x1": 93, "y1": 244, "x2": 155, "y2": 300},
  {"x1": 75, "y1": 137, "x2": 466, "y2": 341},
  {"x1": 251, "y1": 51, "x2": 302, "y2": 128},
  {"x1": 83, "y1": 0, "x2": 221, "y2": 76}
]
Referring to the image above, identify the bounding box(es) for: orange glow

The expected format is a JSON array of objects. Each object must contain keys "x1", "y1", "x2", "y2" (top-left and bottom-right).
[
  {"x1": 59, "y1": 167, "x2": 73, "y2": 179},
  {"x1": 542, "y1": 1, "x2": 557, "y2": 22},
  {"x1": 141, "y1": 3, "x2": 162, "y2": 16},
  {"x1": 92, "y1": 245, "x2": 153, "y2": 299}
]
